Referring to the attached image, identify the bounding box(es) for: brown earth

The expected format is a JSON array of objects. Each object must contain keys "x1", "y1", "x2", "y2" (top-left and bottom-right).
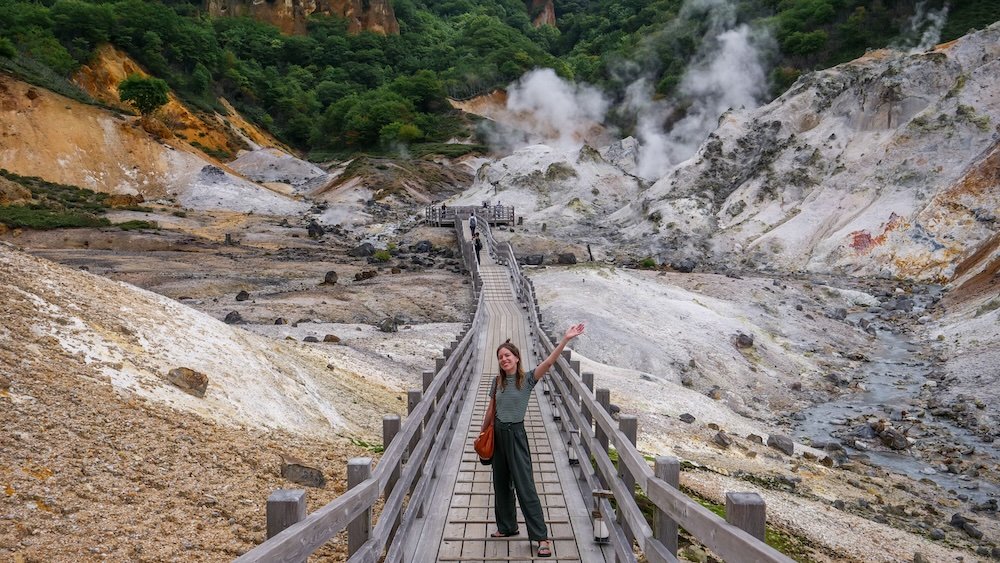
[
  {"x1": 0, "y1": 205, "x2": 472, "y2": 562},
  {"x1": 72, "y1": 44, "x2": 287, "y2": 159}
]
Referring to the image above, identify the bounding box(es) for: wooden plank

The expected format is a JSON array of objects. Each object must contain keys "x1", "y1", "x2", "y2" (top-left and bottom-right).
[
  {"x1": 645, "y1": 479, "x2": 794, "y2": 563},
  {"x1": 235, "y1": 479, "x2": 380, "y2": 562},
  {"x1": 265, "y1": 489, "x2": 306, "y2": 541}
]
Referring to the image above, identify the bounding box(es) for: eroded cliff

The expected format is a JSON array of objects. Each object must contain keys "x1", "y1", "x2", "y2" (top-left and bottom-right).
[{"x1": 206, "y1": 0, "x2": 399, "y2": 35}]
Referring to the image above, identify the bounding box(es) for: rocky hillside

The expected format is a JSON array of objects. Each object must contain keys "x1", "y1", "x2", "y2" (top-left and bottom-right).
[
  {"x1": 623, "y1": 22, "x2": 1000, "y2": 282},
  {"x1": 206, "y1": 0, "x2": 399, "y2": 35},
  {"x1": 452, "y1": 23, "x2": 999, "y2": 285}
]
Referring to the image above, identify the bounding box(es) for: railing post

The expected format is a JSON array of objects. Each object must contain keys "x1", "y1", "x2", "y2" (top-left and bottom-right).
[
  {"x1": 422, "y1": 370, "x2": 434, "y2": 393},
  {"x1": 725, "y1": 492, "x2": 766, "y2": 541},
  {"x1": 618, "y1": 415, "x2": 638, "y2": 544},
  {"x1": 383, "y1": 414, "x2": 402, "y2": 538},
  {"x1": 654, "y1": 456, "x2": 680, "y2": 556},
  {"x1": 383, "y1": 415, "x2": 401, "y2": 495},
  {"x1": 407, "y1": 389, "x2": 425, "y2": 516},
  {"x1": 582, "y1": 372, "x2": 594, "y2": 428},
  {"x1": 595, "y1": 388, "x2": 610, "y2": 452},
  {"x1": 266, "y1": 489, "x2": 306, "y2": 540},
  {"x1": 347, "y1": 458, "x2": 372, "y2": 556}
]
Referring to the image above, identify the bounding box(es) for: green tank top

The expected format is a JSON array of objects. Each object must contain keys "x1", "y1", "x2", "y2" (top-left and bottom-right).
[{"x1": 490, "y1": 366, "x2": 539, "y2": 423}]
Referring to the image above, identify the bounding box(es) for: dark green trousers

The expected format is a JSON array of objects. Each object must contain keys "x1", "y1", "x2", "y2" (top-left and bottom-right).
[{"x1": 493, "y1": 421, "x2": 548, "y2": 541}]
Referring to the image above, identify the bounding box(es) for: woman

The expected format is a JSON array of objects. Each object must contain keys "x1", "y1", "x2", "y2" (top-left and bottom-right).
[{"x1": 481, "y1": 323, "x2": 585, "y2": 558}]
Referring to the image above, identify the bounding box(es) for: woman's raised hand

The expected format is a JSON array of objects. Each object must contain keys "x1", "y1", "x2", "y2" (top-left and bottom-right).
[{"x1": 563, "y1": 323, "x2": 585, "y2": 341}]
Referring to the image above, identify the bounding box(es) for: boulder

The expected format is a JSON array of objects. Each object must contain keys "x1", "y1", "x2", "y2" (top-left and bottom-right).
[
  {"x1": 236, "y1": 290, "x2": 250, "y2": 302},
  {"x1": 713, "y1": 431, "x2": 733, "y2": 448},
  {"x1": 274, "y1": 317, "x2": 287, "y2": 325},
  {"x1": 767, "y1": 433, "x2": 795, "y2": 456},
  {"x1": 413, "y1": 240, "x2": 433, "y2": 253},
  {"x1": 378, "y1": 318, "x2": 398, "y2": 333},
  {"x1": 224, "y1": 311, "x2": 243, "y2": 324},
  {"x1": 734, "y1": 333, "x2": 754, "y2": 348},
  {"x1": 303, "y1": 336, "x2": 319, "y2": 343},
  {"x1": 280, "y1": 456, "x2": 325, "y2": 488},
  {"x1": 323, "y1": 334, "x2": 341, "y2": 343},
  {"x1": 523, "y1": 254, "x2": 544, "y2": 265},
  {"x1": 307, "y1": 221, "x2": 325, "y2": 238},
  {"x1": 879, "y1": 428, "x2": 910, "y2": 450},
  {"x1": 557, "y1": 253, "x2": 577, "y2": 265},
  {"x1": 679, "y1": 413, "x2": 696, "y2": 424},
  {"x1": 354, "y1": 270, "x2": 378, "y2": 282},
  {"x1": 670, "y1": 258, "x2": 696, "y2": 273},
  {"x1": 348, "y1": 242, "x2": 376, "y2": 257},
  {"x1": 104, "y1": 193, "x2": 145, "y2": 208},
  {"x1": 747, "y1": 434, "x2": 764, "y2": 444},
  {"x1": 165, "y1": 367, "x2": 208, "y2": 397},
  {"x1": 321, "y1": 271, "x2": 338, "y2": 285}
]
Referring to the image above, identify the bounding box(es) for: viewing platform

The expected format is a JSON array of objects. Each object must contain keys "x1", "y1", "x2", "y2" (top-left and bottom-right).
[{"x1": 426, "y1": 204, "x2": 516, "y2": 226}]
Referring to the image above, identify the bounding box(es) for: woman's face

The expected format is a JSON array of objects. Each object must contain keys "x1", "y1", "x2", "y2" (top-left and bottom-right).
[{"x1": 497, "y1": 347, "x2": 519, "y2": 375}]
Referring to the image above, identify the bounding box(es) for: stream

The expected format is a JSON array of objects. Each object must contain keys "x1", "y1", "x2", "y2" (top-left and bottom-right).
[{"x1": 792, "y1": 306, "x2": 1000, "y2": 503}]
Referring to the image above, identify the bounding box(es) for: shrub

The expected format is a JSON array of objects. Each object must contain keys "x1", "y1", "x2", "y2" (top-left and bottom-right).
[
  {"x1": 373, "y1": 249, "x2": 391, "y2": 262},
  {"x1": 0, "y1": 205, "x2": 109, "y2": 229},
  {"x1": 116, "y1": 220, "x2": 158, "y2": 230},
  {"x1": 639, "y1": 257, "x2": 656, "y2": 269},
  {"x1": 118, "y1": 74, "x2": 169, "y2": 116}
]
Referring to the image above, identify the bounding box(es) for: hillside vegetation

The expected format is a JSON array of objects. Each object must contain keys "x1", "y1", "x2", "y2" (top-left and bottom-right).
[{"x1": 0, "y1": 0, "x2": 996, "y2": 155}]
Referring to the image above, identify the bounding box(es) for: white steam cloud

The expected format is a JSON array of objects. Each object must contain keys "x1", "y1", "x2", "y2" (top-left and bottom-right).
[
  {"x1": 490, "y1": 0, "x2": 773, "y2": 182},
  {"x1": 496, "y1": 68, "x2": 610, "y2": 149},
  {"x1": 895, "y1": 1, "x2": 950, "y2": 53},
  {"x1": 629, "y1": 0, "x2": 773, "y2": 179}
]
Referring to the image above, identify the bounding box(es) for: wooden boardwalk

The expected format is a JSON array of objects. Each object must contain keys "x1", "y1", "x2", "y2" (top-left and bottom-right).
[{"x1": 408, "y1": 225, "x2": 609, "y2": 563}]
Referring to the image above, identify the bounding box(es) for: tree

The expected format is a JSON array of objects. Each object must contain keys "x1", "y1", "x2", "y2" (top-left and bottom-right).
[{"x1": 118, "y1": 74, "x2": 170, "y2": 116}]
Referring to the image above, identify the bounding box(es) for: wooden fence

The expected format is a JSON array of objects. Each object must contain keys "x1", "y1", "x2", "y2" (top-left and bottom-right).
[
  {"x1": 235, "y1": 217, "x2": 484, "y2": 563},
  {"x1": 483, "y1": 219, "x2": 796, "y2": 563},
  {"x1": 425, "y1": 205, "x2": 515, "y2": 226}
]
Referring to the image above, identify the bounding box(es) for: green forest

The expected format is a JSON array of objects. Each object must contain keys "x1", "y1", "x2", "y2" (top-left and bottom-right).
[{"x1": 1, "y1": 0, "x2": 997, "y2": 157}]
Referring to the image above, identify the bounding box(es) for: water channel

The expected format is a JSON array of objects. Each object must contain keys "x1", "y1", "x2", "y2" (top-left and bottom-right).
[{"x1": 792, "y1": 307, "x2": 1000, "y2": 503}]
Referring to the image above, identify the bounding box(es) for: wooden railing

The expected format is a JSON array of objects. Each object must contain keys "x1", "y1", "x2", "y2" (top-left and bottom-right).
[
  {"x1": 497, "y1": 230, "x2": 796, "y2": 563},
  {"x1": 425, "y1": 205, "x2": 515, "y2": 226},
  {"x1": 235, "y1": 217, "x2": 485, "y2": 563}
]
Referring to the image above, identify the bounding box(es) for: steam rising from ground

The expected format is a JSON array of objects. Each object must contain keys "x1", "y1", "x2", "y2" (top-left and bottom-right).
[
  {"x1": 895, "y1": 1, "x2": 950, "y2": 53},
  {"x1": 494, "y1": 0, "x2": 773, "y2": 182},
  {"x1": 629, "y1": 21, "x2": 771, "y2": 179},
  {"x1": 625, "y1": 0, "x2": 773, "y2": 179},
  {"x1": 494, "y1": 68, "x2": 610, "y2": 149}
]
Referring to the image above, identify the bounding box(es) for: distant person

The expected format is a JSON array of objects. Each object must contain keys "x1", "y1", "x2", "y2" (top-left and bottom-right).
[
  {"x1": 469, "y1": 214, "x2": 478, "y2": 236},
  {"x1": 473, "y1": 232, "x2": 482, "y2": 265},
  {"x1": 481, "y1": 323, "x2": 586, "y2": 558}
]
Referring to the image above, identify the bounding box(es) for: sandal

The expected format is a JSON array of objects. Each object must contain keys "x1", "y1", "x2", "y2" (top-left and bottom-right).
[
  {"x1": 490, "y1": 530, "x2": 519, "y2": 538},
  {"x1": 537, "y1": 540, "x2": 552, "y2": 558}
]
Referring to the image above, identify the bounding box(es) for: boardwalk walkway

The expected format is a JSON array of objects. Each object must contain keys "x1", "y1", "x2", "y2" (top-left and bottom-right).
[{"x1": 407, "y1": 223, "x2": 610, "y2": 562}]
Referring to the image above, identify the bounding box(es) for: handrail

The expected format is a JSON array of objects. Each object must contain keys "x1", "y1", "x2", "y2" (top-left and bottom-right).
[
  {"x1": 236, "y1": 217, "x2": 488, "y2": 563},
  {"x1": 425, "y1": 205, "x2": 515, "y2": 226},
  {"x1": 504, "y1": 245, "x2": 795, "y2": 563}
]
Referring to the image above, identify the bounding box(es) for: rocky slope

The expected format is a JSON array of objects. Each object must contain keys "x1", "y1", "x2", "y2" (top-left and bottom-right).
[
  {"x1": 621, "y1": 22, "x2": 1000, "y2": 282},
  {"x1": 453, "y1": 23, "x2": 999, "y2": 285}
]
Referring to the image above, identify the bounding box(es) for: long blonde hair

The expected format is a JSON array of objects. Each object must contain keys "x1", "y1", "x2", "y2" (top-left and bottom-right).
[{"x1": 496, "y1": 340, "x2": 525, "y2": 390}]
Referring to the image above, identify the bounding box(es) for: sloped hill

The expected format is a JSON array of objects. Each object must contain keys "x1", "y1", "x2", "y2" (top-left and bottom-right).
[
  {"x1": 72, "y1": 45, "x2": 289, "y2": 158},
  {"x1": 0, "y1": 243, "x2": 401, "y2": 437},
  {"x1": 0, "y1": 243, "x2": 409, "y2": 560},
  {"x1": 0, "y1": 73, "x2": 308, "y2": 215},
  {"x1": 620, "y1": 22, "x2": 1000, "y2": 281}
]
